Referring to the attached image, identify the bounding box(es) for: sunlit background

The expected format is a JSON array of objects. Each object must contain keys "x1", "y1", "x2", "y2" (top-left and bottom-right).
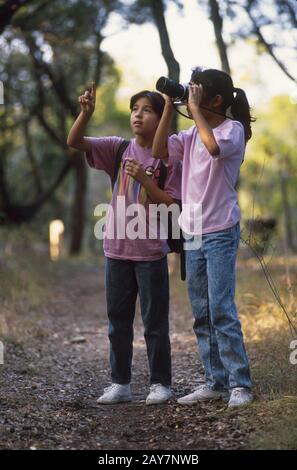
[
  {"x1": 0, "y1": 0, "x2": 296, "y2": 257},
  {"x1": 1, "y1": 1, "x2": 297, "y2": 451}
]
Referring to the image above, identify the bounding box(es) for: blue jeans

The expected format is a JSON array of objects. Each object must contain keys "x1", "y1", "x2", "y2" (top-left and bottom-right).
[
  {"x1": 104, "y1": 256, "x2": 171, "y2": 386},
  {"x1": 185, "y1": 222, "x2": 252, "y2": 390}
]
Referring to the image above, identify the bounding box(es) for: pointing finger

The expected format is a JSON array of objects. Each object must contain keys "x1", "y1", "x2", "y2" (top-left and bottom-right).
[{"x1": 92, "y1": 81, "x2": 96, "y2": 100}]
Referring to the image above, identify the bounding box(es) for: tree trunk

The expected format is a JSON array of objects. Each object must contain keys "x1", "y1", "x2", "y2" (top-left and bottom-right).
[
  {"x1": 0, "y1": 155, "x2": 73, "y2": 224},
  {"x1": 150, "y1": 0, "x2": 180, "y2": 133},
  {"x1": 0, "y1": 0, "x2": 34, "y2": 34},
  {"x1": 208, "y1": 0, "x2": 231, "y2": 74},
  {"x1": 69, "y1": 154, "x2": 87, "y2": 255},
  {"x1": 246, "y1": 2, "x2": 296, "y2": 83},
  {"x1": 23, "y1": 121, "x2": 43, "y2": 195}
]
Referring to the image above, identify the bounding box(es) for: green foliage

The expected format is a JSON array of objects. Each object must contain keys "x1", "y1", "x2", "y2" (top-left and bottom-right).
[
  {"x1": 0, "y1": 0, "x2": 130, "y2": 236},
  {"x1": 240, "y1": 95, "x2": 297, "y2": 227}
]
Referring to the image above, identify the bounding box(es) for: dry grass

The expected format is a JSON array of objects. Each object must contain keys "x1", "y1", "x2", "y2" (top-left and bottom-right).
[
  {"x1": 170, "y1": 251, "x2": 297, "y2": 449},
  {"x1": 0, "y1": 252, "x2": 51, "y2": 343}
]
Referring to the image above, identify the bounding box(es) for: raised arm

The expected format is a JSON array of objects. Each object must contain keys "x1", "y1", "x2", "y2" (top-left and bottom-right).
[
  {"x1": 152, "y1": 96, "x2": 174, "y2": 160},
  {"x1": 67, "y1": 82, "x2": 96, "y2": 153},
  {"x1": 188, "y1": 84, "x2": 220, "y2": 156}
]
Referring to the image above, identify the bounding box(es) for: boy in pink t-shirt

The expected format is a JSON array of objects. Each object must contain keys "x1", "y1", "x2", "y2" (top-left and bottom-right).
[
  {"x1": 153, "y1": 68, "x2": 255, "y2": 408},
  {"x1": 68, "y1": 85, "x2": 181, "y2": 406}
]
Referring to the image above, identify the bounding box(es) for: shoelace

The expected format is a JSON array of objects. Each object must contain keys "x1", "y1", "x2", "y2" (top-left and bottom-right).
[
  {"x1": 150, "y1": 384, "x2": 162, "y2": 392},
  {"x1": 193, "y1": 384, "x2": 208, "y2": 392},
  {"x1": 103, "y1": 384, "x2": 120, "y2": 393},
  {"x1": 231, "y1": 388, "x2": 245, "y2": 397}
]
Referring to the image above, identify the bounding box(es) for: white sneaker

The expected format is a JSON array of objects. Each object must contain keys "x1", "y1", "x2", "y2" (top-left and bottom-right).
[
  {"x1": 146, "y1": 384, "x2": 172, "y2": 405},
  {"x1": 177, "y1": 384, "x2": 229, "y2": 405},
  {"x1": 97, "y1": 383, "x2": 132, "y2": 404},
  {"x1": 228, "y1": 387, "x2": 253, "y2": 408}
]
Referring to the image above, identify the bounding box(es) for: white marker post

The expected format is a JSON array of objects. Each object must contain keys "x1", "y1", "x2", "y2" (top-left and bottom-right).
[
  {"x1": 0, "y1": 81, "x2": 4, "y2": 105},
  {"x1": 49, "y1": 219, "x2": 64, "y2": 260},
  {"x1": 0, "y1": 341, "x2": 4, "y2": 365}
]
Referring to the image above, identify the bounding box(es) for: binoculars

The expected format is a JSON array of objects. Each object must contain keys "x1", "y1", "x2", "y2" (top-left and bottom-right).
[{"x1": 156, "y1": 76, "x2": 189, "y2": 102}]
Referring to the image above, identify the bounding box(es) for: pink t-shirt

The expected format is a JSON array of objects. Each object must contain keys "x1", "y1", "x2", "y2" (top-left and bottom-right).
[
  {"x1": 168, "y1": 119, "x2": 245, "y2": 235},
  {"x1": 85, "y1": 136, "x2": 182, "y2": 261}
]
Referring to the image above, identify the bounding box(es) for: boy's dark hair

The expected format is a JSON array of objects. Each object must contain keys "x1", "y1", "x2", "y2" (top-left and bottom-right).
[
  {"x1": 191, "y1": 68, "x2": 255, "y2": 142},
  {"x1": 130, "y1": 91, "x2": 165, "y2": 118}
]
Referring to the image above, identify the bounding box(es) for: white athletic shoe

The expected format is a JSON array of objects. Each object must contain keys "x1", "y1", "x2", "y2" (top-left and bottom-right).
[
  {"x1": 146, "y1": 384, "x2": 173, "y2": 405},
  {"x1": 97, "y1": 383, "x2": 132, "y2": 404},
  {"x1": 228, "y1": 387, "x2": 253, "y2": 408},
  {"x1": 177, "y1": 384, "x2": 229, "y2": 405}
]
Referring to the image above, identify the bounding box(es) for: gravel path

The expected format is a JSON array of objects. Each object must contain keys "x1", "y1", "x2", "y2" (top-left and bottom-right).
[{"x1": 0, "y1": 261, "x2": 250, "y2": 450}]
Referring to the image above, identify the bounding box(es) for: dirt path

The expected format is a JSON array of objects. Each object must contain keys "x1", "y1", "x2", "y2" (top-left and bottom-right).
[{"x1": 0, "y1": 260, "x2": 251, "y2": 450}]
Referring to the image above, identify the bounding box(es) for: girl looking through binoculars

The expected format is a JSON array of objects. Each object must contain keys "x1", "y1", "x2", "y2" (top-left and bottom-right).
[{"x1": 152, "y1": 67, "x2": 255, "y2": 407}]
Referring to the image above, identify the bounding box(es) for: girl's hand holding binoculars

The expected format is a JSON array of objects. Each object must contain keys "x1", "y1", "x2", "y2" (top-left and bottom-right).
[
  {"x1": 188, "y1": 83, "x2": 203, "y2": 115},
  {"x1": 163, "y1": 94, "x2": 174, "y2": 107},
  {"x1": 78, "y1": 81, "x2": 96, "y2": 117}
]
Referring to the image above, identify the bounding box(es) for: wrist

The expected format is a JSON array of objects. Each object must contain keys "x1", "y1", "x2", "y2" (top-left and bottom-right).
[
  {"x1": 190, "y1": 104, "x2": 201, "y2": 118},
  {"x1": 80, "y1": 110, "x2": 93, "y2": 120},
  {"x1": 164, "y1": 102, "x2": 174, "y2": 113},
  {"x1": 140, "y1": 173, "x2": 150, "y2": 186}
]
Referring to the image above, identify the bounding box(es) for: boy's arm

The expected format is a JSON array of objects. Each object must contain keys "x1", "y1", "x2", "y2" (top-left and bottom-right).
[
  {"x1": 124, "y1": 159, "x2": 175, "y2": 206},
  {"x1": 152, "y1": 96, "x2": 174, "y2": 160},
  {"x1": 142, "y1": 176, "x2": 175, "y2": 206},
  {"x1": 67, "y1": 82, "x2": 96, "y2": 153}
]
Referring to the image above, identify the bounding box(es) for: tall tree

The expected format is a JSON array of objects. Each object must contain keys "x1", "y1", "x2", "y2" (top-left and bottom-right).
[
  {"x1": 199, "y1": 0, "x2": 296, "y2": 82},
  {"x1": 208, "y1": 0, "x2": 230, "y2": 73},
  {"x1": 0, "y1": 0, "x2": 45, "y2": 34},
  {"x1": 0, "y1": 0, "x2": 122, "y2": 255},
  {"x1": 121, "y1": 0, "x2": 182, "y2": 132},
  {"x1": 224, "y1": 0, "x2": 297, "y2": 83},
  {"x1": 150, "y1": 0, "x2": 181, "y2": 132}
]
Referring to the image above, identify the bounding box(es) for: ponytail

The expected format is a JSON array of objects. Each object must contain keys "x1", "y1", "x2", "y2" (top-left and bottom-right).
[
  {"x1": 190, "y1": 68, "x2": 256, "y2": 143},
  {"x1": 231, "y1": 88, "x2": 256, "y2": 143}
]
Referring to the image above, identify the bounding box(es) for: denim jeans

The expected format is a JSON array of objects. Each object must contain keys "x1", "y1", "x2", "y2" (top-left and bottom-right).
[
  {"x1": 185, "y1": 222, "x2": 252, "y2": 390},
  {"x1": 104, "y1": 256, "x2": 171, "y2": 386}
]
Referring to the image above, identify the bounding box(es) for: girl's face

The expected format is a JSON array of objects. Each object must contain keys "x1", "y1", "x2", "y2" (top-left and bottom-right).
[{"x1": 130, "y1": 97, "x2": 160, "y2": 138}]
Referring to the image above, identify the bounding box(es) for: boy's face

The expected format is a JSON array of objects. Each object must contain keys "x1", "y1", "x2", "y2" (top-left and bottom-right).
[{"x1": 130, "y1": 97, "x2": 160, "y2": 138}]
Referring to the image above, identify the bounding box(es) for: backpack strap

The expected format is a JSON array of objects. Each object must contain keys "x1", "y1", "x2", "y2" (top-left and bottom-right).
[
  {"x1": 111, "y1": 139, "x2": 130, "y2": 190},
  {"x1": 158, "y1": 160, "x2": 168, "y2": 190},
  {"x1": 157, "y1": 162, "x2": 186, "y2": 282},
  {"x1": 180, "y1": 246, "x2": 186, "y2": 281}
]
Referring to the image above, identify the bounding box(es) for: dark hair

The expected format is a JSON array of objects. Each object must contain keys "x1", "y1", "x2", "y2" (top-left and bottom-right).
[
  {"x1": 130, "y1": 90, "x2": 165, "y2": 118},
  {"x1": 191, "y1": 68, "x2": 255, "y2": 142}
]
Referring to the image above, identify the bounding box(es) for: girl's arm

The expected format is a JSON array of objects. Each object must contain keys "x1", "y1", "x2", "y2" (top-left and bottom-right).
[
  {"x1": 67, "y1": 82, "x2": 96, "y2": 153},
  {"x1": 152, "y1": 96, "x2": 174, "y2": 160},
  {"x1": 188, "y1": 84, "x2": 220, "y2": 156},
  {"x1": 124, "y1": 159, "x2": 175, "y2": 206}
]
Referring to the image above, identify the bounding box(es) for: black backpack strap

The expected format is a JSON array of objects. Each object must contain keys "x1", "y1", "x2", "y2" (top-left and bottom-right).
[
  {"x1": 174, "y1": 199, "x2": 186, "y2": 281},
  {"x1": 158, "y1": 160, "x2": 168, "y2": 190},
  {"x1": 111, "y1": 139, "x2": 130, "y2": 190},
  {"x1": 180, "y1": 245, "x2": 186, "y2": 281},
  {"x1": 158, "y1": 164, "x2": 186, "y2": 282}
]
